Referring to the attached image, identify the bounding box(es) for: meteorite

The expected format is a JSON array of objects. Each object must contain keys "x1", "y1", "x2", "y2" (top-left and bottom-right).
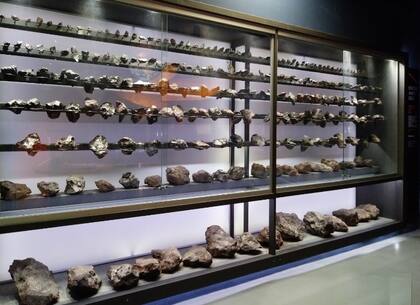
[
  {"x1": 119, "y1": 172, "x2": 139, "y2": 189},
  {"x1": 146, "y1": 105, "x2": 159, "y2": 124},
  {"x1": 183, "y1": 246, "x2": 212, "y2": 268},
  {"x1": 16, "y1": 132, "x2": 41, "y2": 156},
  {"x1": 144, "y1": 140, "x2": 160, "y2": 156},
  {"x1": 45, "y1": 100, "x2": 64, "y2": 119},
  {"x1": 56, "y1": 135, "x2": 76, "y2": 151},
  {"x1": 1, "y1": 65, "x2": 18, "y2": 79},
  {"x1": 170, "y1": 139, "x2": 188, "y2": 150},
  {"x1": 131, "y1": 108, "x2": 145, "y2": 123},
  {"x1": 65, "y1": 103, "x2": 81, "y2": 122},
  {"x1": 151, "y1": 247, "x2": 182, "y2": 273},
  {"x1": 107, "y1": 264, "x2": 138, "y2": 290},
  {"x1": 228, "y1": 166, "x2": 245, "y2": 180},
  {"x1": 95, "y1": 180, "x2": 115, "y2": 193},
  {"x1": 250, "y1": 134, "x2": 265, "y2": 146},
  {"x1": 172, "y1": 105, "x2": 184, "y2": 122},
  {"x1": 9, "y1": 258, "x2": 59, "y2": 305},
  {"x1": 37, "y1": 181, "x2": 59, "y2": 197},
  {"x1": 118, "y1": 137, "x2": 137, "y2": 155},
  {"x1": 64, "y1": 176, "x2": 85, "y2": 195},
  {"x1": 6, "y1": 99, "x2": 25, "y2": 114},
  {"x1": 251, "y1": 163, "x2": 268, "y2": 179},
  {"x1": 133, "y1": 258, "x2": 161, "y2": 280},
  {"x1": 115, "y1": 101, "x2": 129, "y2": 122},
  {"x1": 236, "y1": 232, "x2": 262, "y2": 254},
  {"x1": 166, "y1": 166, "x2": 190, "y2": 185},
  {"x1": 0, "y1": 181, "x2": 32, "y2": 200},
  {"x1": 89, "y1": 135, "x2": 108, "y2": 158},
  {"x1": 99, "y1": 102, "x2": 115, "y2": 119},
  {"x1": 192, "y1": 170, "x2": 212, "y2": 183},
  {"x1": 230, "y1": 134, "x2": 244, "y2": 148},
  {"x1": 187, "y1": 107, "x2": 199, "y2": 122},
  {"x1": 190, "y1": 140, "x2": 210, "y2": 150},
  {"x1": 209, "y1": 106, "x2": 222, "y2": 120},
  {"x1": 60, "y1": 69, "x2": 80, "y2": 85},
  {"x1": 206, "y1": 225, "x2": 238, "y2": 258},
  {"x1": 212, "y1": 169, "x2": 229, "y2": 182},
  {"x1": 67, "y1": 265, "x2": 102, "y2": 298},
  {"x1": 144, "y1": 175, "x2": 162, "y2": 188},
  {"x1": 212, "y1": 138, "x2": 228, "y2": 148}
]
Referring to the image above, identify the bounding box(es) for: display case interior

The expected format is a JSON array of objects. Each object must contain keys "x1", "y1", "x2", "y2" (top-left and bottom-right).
[
  {"x1": 0, "y1": 0, "x2": 274, "y2": 226},
  {"x1": 275, "y1": 36, "x2": 401, "y2": 189}
]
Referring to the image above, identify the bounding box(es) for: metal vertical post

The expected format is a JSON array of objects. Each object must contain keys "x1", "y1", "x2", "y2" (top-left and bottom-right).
[
  {"x1": 269, "y1": 33, "x2": 278, "y2": 255},
  {"x1": 243, "y1": 43, "x2": 251, "y2": 233},
  {"x1": 229, "y1": 52, "x2": 236, "y2": 238}
]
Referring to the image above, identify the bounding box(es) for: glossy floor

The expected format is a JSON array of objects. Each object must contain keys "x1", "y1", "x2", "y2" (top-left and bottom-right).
[{"x1": 178, "y1": 230, "x2": 420, "y2": 305}]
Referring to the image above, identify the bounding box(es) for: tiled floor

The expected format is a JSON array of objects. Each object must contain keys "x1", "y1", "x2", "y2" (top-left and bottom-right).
[{"x1": 179, "y1": 230, "x2": 420, "y2": 305}]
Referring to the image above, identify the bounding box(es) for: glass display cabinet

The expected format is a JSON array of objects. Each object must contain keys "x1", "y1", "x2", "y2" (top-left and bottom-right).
[{"x1": 0, "y1": 1, "x2": 406, "y2": 305}]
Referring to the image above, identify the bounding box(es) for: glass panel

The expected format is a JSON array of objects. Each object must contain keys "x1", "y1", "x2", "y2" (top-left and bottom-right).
[
  {"x1": 276, "y1": 35, "x2": 400, "y2": 190},
  {"x1": 0, "y1": 1, "x2": 273, "y2": 224},
  {"x1": 276, "y1": 37, "x2": 346, "y2": 188},
  {"x1": 342, "y1": 51, "x2": 399, "y2": 180}
]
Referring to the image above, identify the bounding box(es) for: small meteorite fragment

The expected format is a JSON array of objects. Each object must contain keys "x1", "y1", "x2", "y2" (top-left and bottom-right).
[
  {"x1": 37, "y1": 181, "x2": 60, "y2": 197},
  {"x1": 65, "y1": 103, "x2": 81, "y2": 122},
  {"x1": 16, "y1": 133, "x2": 41, "y2": 156},
  {"x1": 89, "y1": 135, "x2": 109, "y2": 158},
  {"x1": 95, "y1": 180, "x2": 115, "y2": 193},
  {"x1": 119, "y1": 172, "x2": 139, "y2": 189},
  {"x1": 118, "y1": 137, "x2": 137, "y2": 155},
  {"x1": 64, "y1": 176, "x2": 85, "y2": 195},
  {"x1": 56, "y1": 135, "x2": 76, "y2": 151},
  {"x1": 99, "y1": 102, "x2": 115, "y2": 119},
  {"x1": 84, "y1": 98, "x2": 99, "y2": 116},
  {"x1": 45, "y1": 100, "x2": 64, "y2": 119},
  {"x1": 115, "y1": 101, "x2": 129, "y2": 122}
]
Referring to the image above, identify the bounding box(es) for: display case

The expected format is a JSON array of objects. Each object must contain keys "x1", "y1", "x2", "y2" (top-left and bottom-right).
[{"x1": 0, "y1": 1, "x2": 406, "y2": 305}]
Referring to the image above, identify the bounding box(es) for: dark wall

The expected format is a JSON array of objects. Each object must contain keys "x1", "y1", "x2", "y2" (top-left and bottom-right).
[{"x1": 195, "y1": 0, "x2": 418, "y2": 68}]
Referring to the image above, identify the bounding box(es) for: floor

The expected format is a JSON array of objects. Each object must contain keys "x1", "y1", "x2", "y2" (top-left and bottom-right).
[{"x1": 177, "y1": 230, "x2": 420, "y2": 305}]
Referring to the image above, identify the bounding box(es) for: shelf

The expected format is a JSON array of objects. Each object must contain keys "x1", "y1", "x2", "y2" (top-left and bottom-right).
[
  {"x1": 0, "y1": 217, "x2": 396, "y2": 305},
  {"x1": 0, "y1": 140, "x2": 270, "y2": 153},
  {"x1": 0, "y1": 167, "x2": 379, "y2": 215},
  {"x1": 0, "y1": 103, "x2": 384, "y2": 125},
  {"x1": 0, "y1": 136, "x2": 380, "y2": 154},
  {"x1": 0, "y1": 49, "x2": 378, "y2": 94},
  {"x1": 278, "y1": 61, "x2": 369, "y2": 79},
  {"x1": 0, "y1": 17, "x2": 372, "y2": 80},
  {"x1": 0, "y1": 47, "x2": 272, "y2": 84},
  {"x1": 0, "y1": 103, "x2": 268, "y2": 120},
  {"x1": 0, "y1": 76, "x2": 383, "y2": 108},
  {"x1": 0, "y1": 17, "x2": 269, "y2": 65}
]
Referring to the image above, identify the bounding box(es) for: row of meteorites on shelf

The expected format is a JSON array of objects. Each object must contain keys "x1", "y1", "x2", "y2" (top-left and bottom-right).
[
  {"x1": 0, "y1": 155, "x2": 376, "y2": 200},
  {"x1": 1, "y1": 65, "x2": 381, "y2": 95},
  {"x1": 3, "y1": 98, "x2": 384, "y2": 123},
  {"x1": 2, "y1": 12, "x2": 368, "y2": 77},
  {"x1": 9, "y1": 204, "x2": 381, "y2": 305}
]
